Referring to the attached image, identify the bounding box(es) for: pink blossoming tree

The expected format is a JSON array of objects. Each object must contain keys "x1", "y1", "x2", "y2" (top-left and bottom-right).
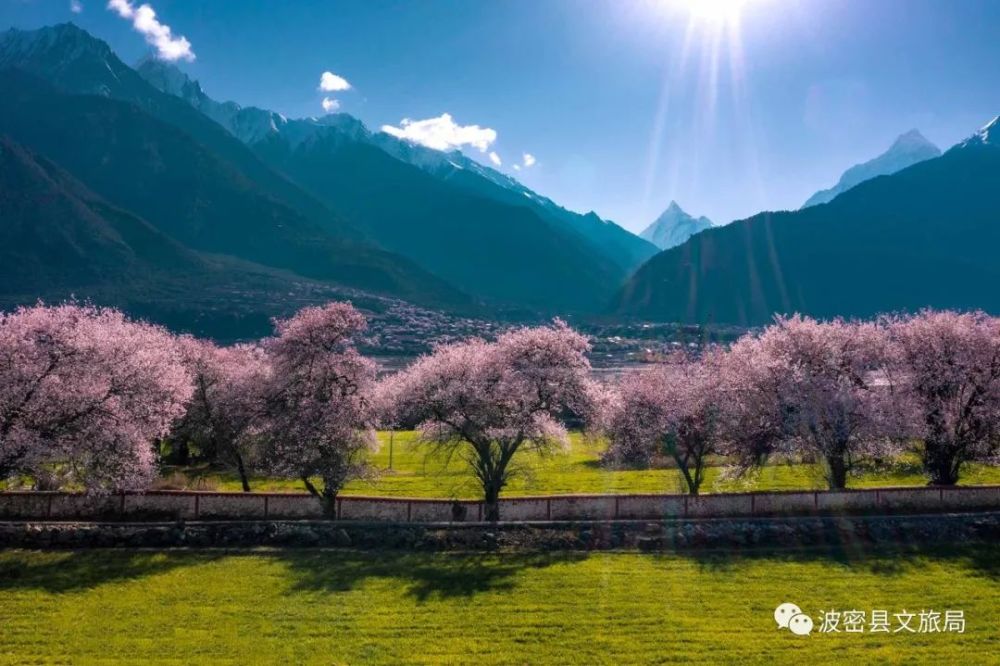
[
  {"x1": 725, "y1": 316, "x2": 892, "y2": 489},
  {"x1": 173, "y1": 338, "x2": 271, "y2": 492},
  {"x1": 260, "y1": 302, "x2": 378, "y2": 515},
  {"x1": 883, "y1": 310, "x2": 1000, "y2": 485},
  {"x1": 0, "y1": 303, "x2": 191, "y2": 492},
  {"x1": 384, "y1": 320, "x2": 595, "y2": 521},
  {"x1": 713, "y1": 329, "x2": 796, "y2": 478},
  {"x1": 601, "y1": 352, "x2": 725, "y2": 494}
]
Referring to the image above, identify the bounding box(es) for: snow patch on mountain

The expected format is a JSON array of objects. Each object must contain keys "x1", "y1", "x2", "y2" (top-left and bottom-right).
[{"x1": 958, "y1": 116, "x2": 1000, "y2": 149}]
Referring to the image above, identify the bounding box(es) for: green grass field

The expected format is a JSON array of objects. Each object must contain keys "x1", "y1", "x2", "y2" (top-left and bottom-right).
[
  {"x1": 1, "y1": 544, "x2": 997, "y2": 664},
  {"x1": 168, "y1": 431, "x2": 1000, "y2": 498}
]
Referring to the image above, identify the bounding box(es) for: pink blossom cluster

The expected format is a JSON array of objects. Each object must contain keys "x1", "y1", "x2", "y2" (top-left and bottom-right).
[
  {"x1": 260, "y1": 303, "x2": 379, "y2": 512},
  {"x1": 0, "y1": 301, "x2": 376, "y2": 505},
  {"x1": 172, "y1": 337, "x2": 271, "y2": 492},
  {"x1": 0, "y1": 303, "x2": 191, "y2": 492},
  {"x1": 600, "y1": 351, "x2": 725, "y2": 493}
]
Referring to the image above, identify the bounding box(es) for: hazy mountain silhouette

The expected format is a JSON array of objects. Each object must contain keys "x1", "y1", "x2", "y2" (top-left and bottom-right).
[
  {"x1": 613, "y1": 122, "x2": 1000, "y2": 325},
  {"x1": 801, "y1": 129, "x2": 941, "y2": 208}
]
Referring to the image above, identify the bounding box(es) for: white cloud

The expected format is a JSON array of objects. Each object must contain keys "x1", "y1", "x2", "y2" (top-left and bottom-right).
[
  {"x1": 70, "y1": 0, "x2": 83, "y2": 13},
  {"x1": 523, "y1": 153, "x2": 536, "y2": 168},
  {"x1": 381, "y1": 113, "x2": 497, "y2": 153},
  {"x1": 107, "y1": 0, "x2": 194, "y2": 62},
  {"x1": 319, "y1": 71, "x2": 351, "y2": 92},
  {"x1": 512, "y1": 164, "x2": 521, "y2": 171},
  {"x1": 321, "y1": 97, "x2": 340, "y2": 113},
  {"x1": 488, "y1": 151, "x2": 501, "y2": 166}
]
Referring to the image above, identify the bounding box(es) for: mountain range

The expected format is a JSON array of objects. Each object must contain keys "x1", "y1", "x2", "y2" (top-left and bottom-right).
[
  {"x1": 134, "y1": 56, "x2": 657, "y2": 311},
  {"x1": 0, "y1": 131, "x2": 405, "y2": 340},
  {"x1": 639, "y1": 202, "x2": 713, "y2": 250},
  {"x1": 801, "y1": 129, "x2": 941, "y2": 208},
  {"x1": 4, "y1": 22, "x2": 1000, "y2": 335},
  {"x1": 0, "y1": 22, "x2": 656, "y2": 331},
  {"x1": 612, "y1": 117, "x2": 1000, "y2": 325}
]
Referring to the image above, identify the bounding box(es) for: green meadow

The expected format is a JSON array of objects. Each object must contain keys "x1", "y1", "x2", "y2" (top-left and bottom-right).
[
  {"x1": 168, "y1": 431, "x2": 1000, "y2": 498},
  {"x1": 1, "y1": 544, "x2": 997, "y2": 664}
]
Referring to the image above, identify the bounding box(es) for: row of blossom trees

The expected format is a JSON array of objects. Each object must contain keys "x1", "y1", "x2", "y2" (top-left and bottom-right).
[
  {"x1": 601, "y1": 312, "x2": 1000, "y2": 494},
  {"x1": 0, "y1": 302, "x2": 379, "y2": 515},
  {"x1": 2, "y1": 302, "x2": 1000, "y2": 520}
]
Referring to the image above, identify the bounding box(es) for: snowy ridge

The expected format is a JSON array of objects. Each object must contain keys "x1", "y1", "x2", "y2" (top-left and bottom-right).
[{"x1": 959, "y1": 115, "x2": 1000, "y2": 149}]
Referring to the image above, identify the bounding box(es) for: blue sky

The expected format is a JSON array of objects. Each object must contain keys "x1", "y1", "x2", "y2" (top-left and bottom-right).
[{"x1": 4, "y1": 0, "x2": 1000, "y2": 231}]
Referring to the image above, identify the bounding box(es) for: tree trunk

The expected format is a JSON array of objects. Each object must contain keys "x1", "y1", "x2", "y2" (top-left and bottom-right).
[
  {"x1": 174, "y1": 440, "x2": 190, "y2": 466},
  {"x1": 301, "y1": 476, "x2": 338, "y2": 517},
  {"x1": 234, "y1": 452, "x2": 251, "y2": 493},
  {"x1": 924, "y1": 443, "x2": 960, "y2": 485},
  {"x1": 674, "y1": 455, "x2": 700, "y2": 496},
  {"x1": 825, "y1": 453, "x2": 848, "y2": 490},
  {"x1": 483, "y1": 484, "x2": 501, "y2": 522},
  {"x1": 320, "y1": 476, "x2": 340, "y2": 518}
]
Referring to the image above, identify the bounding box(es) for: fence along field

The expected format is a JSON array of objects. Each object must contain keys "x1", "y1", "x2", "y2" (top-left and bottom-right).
[{"x1": 2, "y1": 485, "x2": 999, "y2": 522}]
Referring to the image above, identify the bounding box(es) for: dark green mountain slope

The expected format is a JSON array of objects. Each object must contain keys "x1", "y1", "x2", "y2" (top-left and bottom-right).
[
  {"x1": 133, "y1": 56, "x2": 651, "y2": 311},
  {"x1": 253, "y1": 131, "x2": 626, "y2": 312},
  {"x1": 0, "y1": 134, "x2": 203, "y2": 293},
  {"x1": 431, "y1": 163, "x2": 659, "y2": 274},
  {"x1": 0, "y1": 69, "x2": 468, "y2": 311},
  {"x1": 0, "y1": 134, "x2": 456, "y2": 341}
]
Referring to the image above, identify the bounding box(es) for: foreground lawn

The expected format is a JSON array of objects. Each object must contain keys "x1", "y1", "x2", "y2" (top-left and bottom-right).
[
  {"x1": 171, "y1": 431, "x2": 1000, "y2": 497},
  {"x1": 0, "y1": 544, "x2": 997, "y2": 664}
]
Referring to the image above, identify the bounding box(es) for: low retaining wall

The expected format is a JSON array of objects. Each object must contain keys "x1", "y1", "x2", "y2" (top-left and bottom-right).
[
  {"x1": 2, "y1": 512, "x2": 998, "y2": 550},
  {"x1": 1, "y1": 485, "x2": 998, "y2": 522}
]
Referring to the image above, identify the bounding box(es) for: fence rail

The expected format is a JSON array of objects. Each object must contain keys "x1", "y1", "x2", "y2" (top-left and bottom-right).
[{"x1": 1, "y1": 485, "x2": 999, "y2": 522}]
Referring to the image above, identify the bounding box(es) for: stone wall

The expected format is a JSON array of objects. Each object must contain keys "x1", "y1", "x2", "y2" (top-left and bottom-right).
[
  {"x1": 1, "y1": 512, "x2": 998, "y2": 551},
  {"x1": 1, "y1": 485, "x2": 998, "y2": 523}
]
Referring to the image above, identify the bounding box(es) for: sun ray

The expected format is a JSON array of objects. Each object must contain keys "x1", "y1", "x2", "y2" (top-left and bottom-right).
[{"x1": 642, "y1": 0, "x2": 759, "y2": 220}]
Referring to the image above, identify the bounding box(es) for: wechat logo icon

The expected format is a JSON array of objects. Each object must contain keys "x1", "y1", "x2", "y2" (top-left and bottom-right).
[{"x1": 775, "y1": 602, "x2": 813, "y2": 636}]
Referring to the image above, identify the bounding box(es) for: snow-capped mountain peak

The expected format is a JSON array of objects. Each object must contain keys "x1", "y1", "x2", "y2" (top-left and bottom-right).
[
  {"x1": 639, "y1": 201, "x2": 713, "y2": 251},
  {"x1": 135, "y1": 58, "x2": 294, "y2": 145}
]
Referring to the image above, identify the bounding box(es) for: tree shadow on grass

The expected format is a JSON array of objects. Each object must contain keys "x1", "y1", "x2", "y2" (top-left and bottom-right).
[
  {"x1": 278, "y1": 550, "x2": 589, "y2": 601},
  {"x1": 0, "y1": 550, "x2": 226, "y2": 594},
  {"x1": 671, "y1": 540, "x2": 1000, "y2": 581},
  {"x1": 0, "y1": 549, "x2": 589, "y2": 601}
]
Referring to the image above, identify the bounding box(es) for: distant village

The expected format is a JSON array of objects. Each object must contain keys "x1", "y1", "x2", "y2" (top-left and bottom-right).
[{"x1": 363, "y1": 298, "x2": 747, "y2": 372}]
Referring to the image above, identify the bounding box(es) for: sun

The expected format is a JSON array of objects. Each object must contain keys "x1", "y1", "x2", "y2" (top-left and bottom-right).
[{"x1": 680, "y1": 0, "x2": 750, "y2": 23}]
